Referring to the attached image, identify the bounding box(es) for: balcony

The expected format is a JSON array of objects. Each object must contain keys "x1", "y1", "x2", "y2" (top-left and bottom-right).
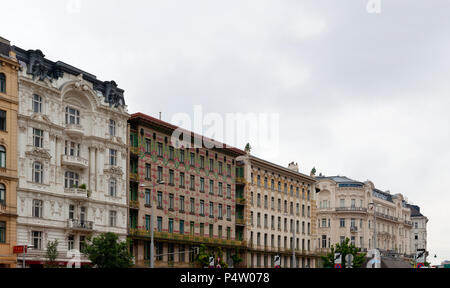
[
  {"x1": 64, "y1": 188, "x2": 89, "y2": 199},
  {"x1": 336, "y1": 207, "x2": 368, "y2": 213},
  {"x1": 236, "y1": 197, "x2": 246, "y2": 205},
  {"x1": 236, "y1": 177, "x2": 246, "y2": 185},
  {"x1": 129, "y1": 200, "x2": 140, "y2": 209},
  {"x1": 236, "y1": 218, "x2": 245, "y2": 226},
  {"x1": 129, "y1": 229, "x2": 245, "y2": 247},
  {"x1": 404, "y1": 220, "x2": 413, "y2": 227},
  {"x1": 130, "y1": 147, "x2": 140, "y2": 156},
  {"x1": 65, "y1": 124, "x2": 84, "y2": 137},
  {"x1": 375, "y1": 212, "x2": 399, "y2": 223},
  {"x1": 61, "y1": 155, "x2": 89, "y2": 169},
  {"x1": 350, "y1": 226, "x2": 358, "y2": 233},
  {"x1": 130, "y1": 173, "x2": 139, "y2": 182},
  {"x1": 67, "y1": 219, "x2": 94, "y2": 231}
]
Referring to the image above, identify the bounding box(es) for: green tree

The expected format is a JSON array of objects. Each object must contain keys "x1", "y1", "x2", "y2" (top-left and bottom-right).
[
  {"x1": 321, "y1": 238, "x2": 366, "y2": 268},
  {"x1": 45, "y1": 239, "x2": 59, "y2": 268},
  {"x1": 216, "y1": 247, "x2": 228, "y2": 268},
  {"x1": 195, "y1": 244, "x2": 211, "y2": 267},
  {"x1": 231, "y1": 248, "x2": 243, "y2": 267},
  {"x1": 81, "y1": 232, "x2": 133, "y2": 268}
]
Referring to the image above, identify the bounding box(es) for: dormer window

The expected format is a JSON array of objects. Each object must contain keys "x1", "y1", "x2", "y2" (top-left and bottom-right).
[
  {"x1": 33, "y1": 94, "x2": 42, "y2": 113},
  {"x1": 109, "y1": 119, "x2": 116, "y2": 136},
  {"x1": 65, "y1": 107, "x2": 80, "y2": 125}
]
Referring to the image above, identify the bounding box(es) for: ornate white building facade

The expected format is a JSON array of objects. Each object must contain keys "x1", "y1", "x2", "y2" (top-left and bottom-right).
[
  {"x1": 315, "y1": 176, "x2": 414, "y2": 258},
  {"x1": 13, "y1": 47, "x2": 129, "y2": 266}
]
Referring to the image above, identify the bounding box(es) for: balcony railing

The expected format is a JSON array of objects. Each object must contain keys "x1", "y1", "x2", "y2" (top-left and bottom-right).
[
  {"x1": 236, "y1": 218, "x2": 245, "y2": 225},
  {"x1": 130, "y1": 147, "x2": 140, "y2": 155},
  {"x1": 129, "y1": 200, "x2": 140, "y2": 209},
  {"x1": 236, "y1": 197, "x2": 246, "y2": 205},
  {"x1": 336, "y1": 207, "x2": 368, "y2": 213},
  {"x1": 375, "y1": 212, "x2": 399, "y2": 222},
  {"x1": 130, "y1": 173, "x2": 139, "y2": 182},
  {"x1": 350, "y1": 226, "x2": 358, "y2": 233},
  {"x1": 404, "y1": 220, "x2": 413, "y2": 226},
  {"x1": 67, "y1": 219, "x2": 94, "y2": 230},
  {"x1": 129, "y1": 229, "x2": 245, "y2": 247},
  {"x1": 61, "y1": 155, "x2": 89, "y2": 169},
  {"x1": 64, "y1": 188, "x2": 89, "y2": 199},
  {"x1": 236, "y1": 177, "x2": 246, "y2": 185}
]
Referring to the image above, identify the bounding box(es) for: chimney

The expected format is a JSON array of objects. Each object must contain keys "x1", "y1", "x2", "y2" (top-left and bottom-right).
[{"x1": 288, "y1": 162, "x2": 299, "y2": 172}]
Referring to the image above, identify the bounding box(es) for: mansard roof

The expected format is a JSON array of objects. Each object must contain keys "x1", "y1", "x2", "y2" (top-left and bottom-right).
[{"x1": 12, "y1": 46, "x2": 125, "y2": 108}]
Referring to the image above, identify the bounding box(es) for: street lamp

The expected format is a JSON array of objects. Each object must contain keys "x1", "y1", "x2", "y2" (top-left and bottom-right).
[
  {"x1": 140, "y1": 180, "x2": 165, "y2": 268},
  {"x1": 368, "y1": 203, "x2": 378, "y2": 251}
]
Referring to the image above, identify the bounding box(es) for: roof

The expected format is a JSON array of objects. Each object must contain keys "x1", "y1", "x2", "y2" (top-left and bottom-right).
[
  {"x1": 316, "y1": 175, "x2": 363, "y2": 184},
  {"x1": 407, "y1": 204, "x2": 424, "y2": 217},
  {"x1": 129, "y1": 112, "x2": 246, "y2": 158},
  {"x1": 12, "y1": 46, "x2": 126, "y2": 107},
  {"x1": 248, "y1": 155, "x2": 316, "y2": 182}
]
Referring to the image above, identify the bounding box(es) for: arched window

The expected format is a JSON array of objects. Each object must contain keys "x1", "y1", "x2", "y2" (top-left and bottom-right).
[
  {"x1": 0, "y1": 73, "x2": 5, "y2": 93},
  {"x1": 0, "y1": 146, "x2": 5, "y2": 168},
  {"x1": 32, "y1": 94, "x2": 42, "y2": 113},
  {"x1": 109, "y1": 178, "x2": 117, "y2": 197},
  {"x1": 32, "y1": 162, "x2": 43, "y2": 183},
  {"x1": 64, "y1": 171, "x2": 79, "y2": 188},
  {"x1": 0, "y1": 184, "x2": 5, "y2": 205}
]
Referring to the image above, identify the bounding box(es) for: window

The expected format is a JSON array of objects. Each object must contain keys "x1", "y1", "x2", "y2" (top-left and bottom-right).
[
  {"x1": 227, "y1": 206, "x2": 231, "y2": 220},
  {"x1": 200, "y1": 178, "x2": 205, "y2": 192},
  {"x1": 200, "y1": 223, "x2": 205, "y2": 236},
  {"x1": 209, "y1": 159, "x2": 214, "y2": 171},
  {"x1": 0, "y1": 221, "x2": 5, "y2": 243},
  {"x1": 209, "y1": 224, "x2": 214, "y2": 237},
  {"x1": 33, "y1": 128, "x2": 44, "y2": 148},
  {"x1": 169, "y1": 194, "x2": 174, "y2": 210},
  {"x1": 218, "y1": 182, "x2": 223, "y2": 196},
  {"x1": 65, "y1": 141, "x2": 80, "y2": 157},
  {"x1": 218, "y1": 226, "x2": 223, "y2": 238},
  {"x1": 218, "y1": 162, "x2": 223, "y2": 174},
  {"x1": 0, "y1": 110, "x2": 6, "y2": 131},
  {"x1": 190, "y1": 222, "x2": 195, "y2": 235},
  {"x1": 0, "y1": 184, "x2": 5, "y2": 205},
  {"x1": 227, "y1": 184, "x2": 231, "y2": 198},
  {"x1": 0, "y1": 73, "x2": 5, "y2": 93},
  {"x1": 209, "y1": 180, "x2": 214, "y2": 194},
  {"x1": 145, "y1": 139, "x2": 151, "y2": 153},
  {"x1": 190, "y1": 175, "x2": 195, "y2": 190},
  {"x1": 33, "y1": 94, "x2": 42, "y2": 113},
  {"x1": 145, "y1": 189, "x2": 151, "y2": 206},
  {"x1": 109, "y1": 149, "x2": 117, "y2": 166},
  {"x1": 180, "y1": 150, "x2": 185, "y2": 163},
  {"x1": 157, "y1": 192, "x2": 163, "y2": 208},
  {"x1": 209, "y1": 202, "x2": 214, "y2": 217},
  {"x1": 33, "y1": 200, "x2": 43, "y2": 218},
  {"x1": 64, "y1": 171, "x2": 79, "y2": 188},
  {"x1": 227, "y1": 164, "x2": 231, "y2": 176},
  {"x1": 180, "y1": 220, "x2": 185, "y2": 234},
  {"x1": 0, "y1": 146, "x2": 5, "y2": 168},
  {"x1": 190, "y1": 198, "x2": 195, "y2": 214},
  {"x1": 157, "y1": 166, "x2": 163, "y2": 182},
  {"x1": 145, "y1": 164, "x2": 151, "y2": 180},
  {"x1": 218, "y1": 204, "x2": 223, "y2": 219},
  {"x1": 351, "y1": 199, "x2": 356, "y2": 208},
  {"x1": 168, "y1": 219, "x2": 174, "y2": 233},
  {"x1": 227, "y1": 227, "x2": 231, "y2": 240},
  {"x1": 32, "y1": 231, "x2": 42, "y2": 250},
  {"x1": 109, "y1": 211, "x2": 117, "y2": 227},
  {"x1": 157, "y1": 217, "x2": 163, "y2": 232},
  {"x1": 340, "y1": 218, "x2": 345, "y2": 227},
  {"x1": 65, "y1": 107, "x2": 80, "y2": 125},
  {"x1": 200, "y1": 156, "x2": 205, "y2": 169},
  {"x1": 340, "y1": 199, "x2": 345, "y2": 208},
  {"x1": 109, "y1": 119, "x2": 116, "y2": 136},
  {"x1": 180, "y1": 172, "x2": 185, "y2": 187},
  {"x1": 109, "y1": 178, "x2": 117, "y2": 197},
  {"x1": 169, "y1": 146, "x2": 174, "y2": 160},
  {"x1": 169, "y1": 169, "x2": 174, "y2": 185},
  {"x1": 69, "y1": 205, "x2": 75, "y2": 219},
  {"x1": 68, "y1": 235, "x2": 74, "y2": 251},
  {"x1": 145, "y1": 215, "x2": 151, "y2": 230},
  {"x1": 180, "y1": 196, "x2": 185, "y2": 212},
  {"x1": 200, "y1": 200, "x2": 205, "y2": 216},
  {"x1": 190, "y1": 153, "x2": 195, "y2": 166},
  {"x1": 157, "y1": 143, "x2": 163, "y2": 157}
]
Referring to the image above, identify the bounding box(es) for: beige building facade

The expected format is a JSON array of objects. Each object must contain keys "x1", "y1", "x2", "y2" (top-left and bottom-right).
[
  {"x1": 0, "y1": 37, "x2": 20, "y2": 268},
  {"x1": 408, "y1": 205, "x2": 428, "y2": 253},
  {"x1": 236, "y1": 154, "x2": 319, "y2": 268},
  {"x1": 315, "y1": 176, "x2": 414, "y2": 258}
]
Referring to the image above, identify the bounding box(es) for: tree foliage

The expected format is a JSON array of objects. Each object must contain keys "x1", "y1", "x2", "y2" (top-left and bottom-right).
[
  {"x1": 321, "y1": 238, "x2": 366, "y2": 268},
  {"x1": 195, "y1": 244, "x2": 210, "y2": 267},
  {"x1": 45, "y1": 239, "x2": 59, "y2": 268},
  {"x1": 81, "y1": 232, "x2": 133, "y2": 268}
]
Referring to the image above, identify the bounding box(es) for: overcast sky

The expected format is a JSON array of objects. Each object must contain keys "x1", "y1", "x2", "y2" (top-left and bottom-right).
[{"x1": 2, "y1": 0, "x2": 449, "y2": 265}]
